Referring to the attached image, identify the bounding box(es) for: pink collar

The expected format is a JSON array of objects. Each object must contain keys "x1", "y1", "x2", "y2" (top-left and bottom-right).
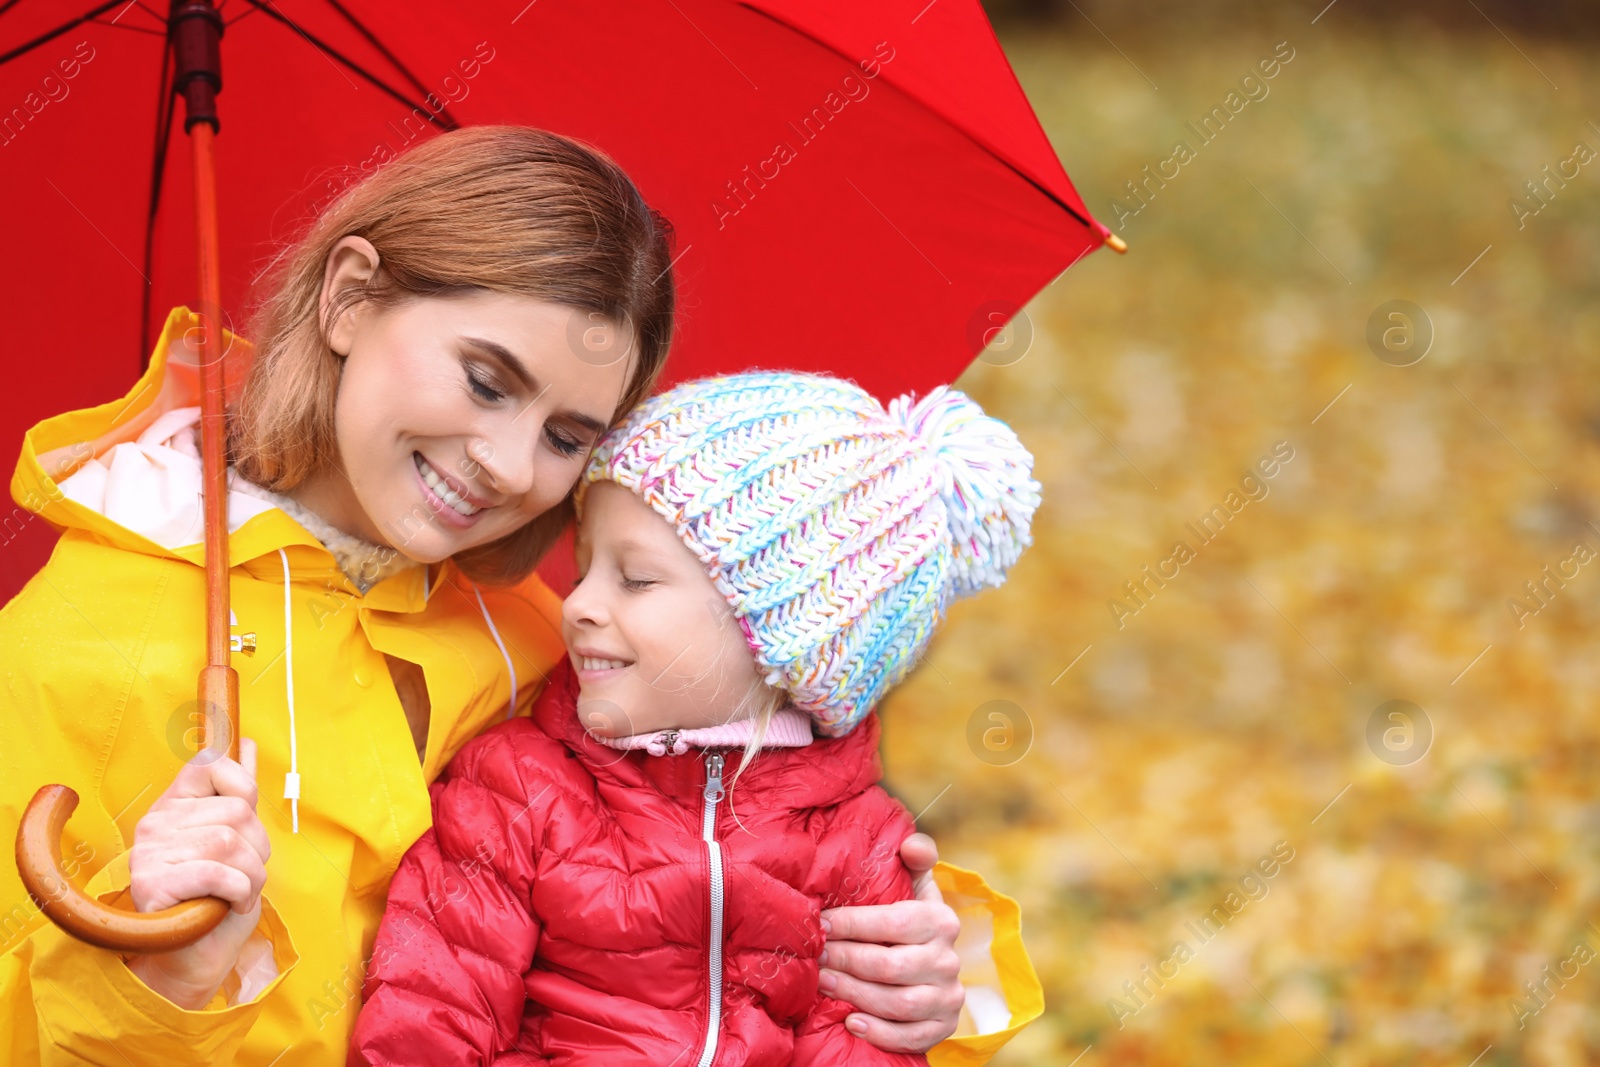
[{"x1": 596, "y1": 706, "x2": 815, "y2": 757}]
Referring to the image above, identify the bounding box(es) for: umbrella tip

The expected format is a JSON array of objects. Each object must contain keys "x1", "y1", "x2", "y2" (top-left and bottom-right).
[{"x1": 1104, "y1": 233, "x2": 1129, "y2": 254}]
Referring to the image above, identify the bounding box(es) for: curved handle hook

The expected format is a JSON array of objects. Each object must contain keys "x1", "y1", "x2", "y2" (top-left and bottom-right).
[{"x1": 15, "y1": 784, "x2": 231, "y2": 954}]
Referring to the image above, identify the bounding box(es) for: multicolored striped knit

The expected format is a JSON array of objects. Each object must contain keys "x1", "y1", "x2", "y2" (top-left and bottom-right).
[{"x1": 576, "y1": 371, "x2": 1041, "y2": 737}]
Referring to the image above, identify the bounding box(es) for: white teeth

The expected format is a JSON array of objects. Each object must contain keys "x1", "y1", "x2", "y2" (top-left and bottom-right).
[
  {"x1": 414, "y1": 454, "x2": 481, "y2": 516},
  {"x1": 580, "y1": 657, "x2": 630, "y2": 672}
]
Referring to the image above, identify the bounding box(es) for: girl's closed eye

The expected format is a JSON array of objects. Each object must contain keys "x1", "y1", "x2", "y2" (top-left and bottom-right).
[{"x1": 622, "y1": 577, "x2": 656, "y2": 591}]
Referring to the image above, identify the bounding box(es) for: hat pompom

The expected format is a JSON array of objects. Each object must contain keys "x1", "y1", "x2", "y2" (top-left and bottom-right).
[{"x1": 888, "y1": 385, "x2": 1042, "y2": 600}]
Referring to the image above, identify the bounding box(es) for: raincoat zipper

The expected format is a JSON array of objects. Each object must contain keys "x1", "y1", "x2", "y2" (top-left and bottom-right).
[{"x1": 694, "y1": 751, "x2": 726, "y2": 1067}]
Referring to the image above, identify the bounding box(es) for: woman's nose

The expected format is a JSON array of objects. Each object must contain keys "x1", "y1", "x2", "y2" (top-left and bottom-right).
[{"x1": 466, "y1": 433, "x2": 536, "y2": 499}]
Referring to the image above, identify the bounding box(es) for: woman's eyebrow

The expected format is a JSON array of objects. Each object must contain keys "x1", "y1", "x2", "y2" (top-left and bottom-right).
[
  {"x1": 461, "y1": 335, "x2": 533, "y2": 388},
  {"x1": 461, "y1": 335, "x2": 608, "y2": 435}
]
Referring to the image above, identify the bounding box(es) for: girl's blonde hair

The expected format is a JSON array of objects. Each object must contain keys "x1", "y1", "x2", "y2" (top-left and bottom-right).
[
  {"x1": 230, "y1": 125, "x2": 677, "y2": 585},
  {"x1": 727, "y1": 682, "x2": 793, "y2": 787}
]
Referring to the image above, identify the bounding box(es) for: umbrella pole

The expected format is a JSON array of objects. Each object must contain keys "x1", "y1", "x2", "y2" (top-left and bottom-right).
[
  {"x1": 12, "y1": 0, "x2": 235, "y2": 954},
  {"x1": 189, "y1": 116, "x2": 241, "y2": 763}
]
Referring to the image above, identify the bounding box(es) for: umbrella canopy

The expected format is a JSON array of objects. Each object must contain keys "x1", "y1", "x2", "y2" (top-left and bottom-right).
[{"x1": 0, "y1": 0, "x2": 1112, "y2": 599}]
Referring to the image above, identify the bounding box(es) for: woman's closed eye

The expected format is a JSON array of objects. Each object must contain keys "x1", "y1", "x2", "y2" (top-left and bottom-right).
[
  {"x1": 464, "y1": 361, "x2": 586, "y2": 457},
  {"x1": 546, "y1": 427, "x2": 585, "y2": 457},
  {"x1": 464, "y1": 364, "x2": 506, "y2": 403}
]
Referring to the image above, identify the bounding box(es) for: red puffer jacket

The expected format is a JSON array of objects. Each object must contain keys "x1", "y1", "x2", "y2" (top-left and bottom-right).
[{"x1": 350, "y1": 659, "x2": 927, "y2": 1066}]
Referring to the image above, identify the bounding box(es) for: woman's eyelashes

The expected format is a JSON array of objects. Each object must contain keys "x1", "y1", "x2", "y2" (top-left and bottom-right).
[
  {"x1": 464, "y1": 363, "x2": 506, "y2": 402},
  {"x1": 463, "y1": 360, "x2": 587, "y2": 457},
  {"x1": 545, "y1": 426, "x2": 585, "y2": 457}
]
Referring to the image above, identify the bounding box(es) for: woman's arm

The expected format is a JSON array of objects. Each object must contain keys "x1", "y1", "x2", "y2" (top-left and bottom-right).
[
  {"x1": 794, "y1": 789, "x2": 928, "y2": 1066},
  {"x1": 817, "y1": 834, "x2": 965, "y2": 1051},
  {"x1": 0, "y1": 569, "x2": 299, "y2": 1066},
  {"x1": 820, "y1": 834, "x2": 1043, "y2": 1066}
]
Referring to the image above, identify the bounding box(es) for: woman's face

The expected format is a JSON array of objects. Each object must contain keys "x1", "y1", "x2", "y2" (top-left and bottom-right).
[{"x1": 314, "y1": 284, "x2": 634, "y2": 563}]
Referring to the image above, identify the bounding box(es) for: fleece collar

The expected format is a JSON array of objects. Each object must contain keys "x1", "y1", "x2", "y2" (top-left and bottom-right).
[{"x1": 531, "y1": 659, "x2": 884, "y2": 808}]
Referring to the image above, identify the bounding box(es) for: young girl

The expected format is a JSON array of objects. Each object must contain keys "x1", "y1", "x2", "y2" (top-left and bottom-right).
[
  {"x1": 351, "y1": 371, "x2": 1042, "y2": 1065},
  {"x1": 0, "y1": 128, "x2": 1012, "y2": 1065}
]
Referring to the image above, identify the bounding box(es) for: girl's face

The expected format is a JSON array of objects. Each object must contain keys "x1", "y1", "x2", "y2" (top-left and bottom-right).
[
  {"x1": 562, "y1": 482, "x2": 769, "y2": 739},
  {"x1": 312, "y1": 286, "x2": 634, "y2": 563}
]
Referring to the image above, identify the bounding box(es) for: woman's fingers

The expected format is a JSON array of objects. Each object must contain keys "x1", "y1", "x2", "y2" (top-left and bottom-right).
[
  {"x1": 817, "y1": 963, "x2": 963, "y2": 1049},
  {"x1": 819, "y1": 890, "x2": 965, "y2": 1052},
  {"x1": 156, "y1": 796, "x2": 272, "y2": 864},
  {"x1": 820, "y1": 937, "x2": 957, "y2": 987},
  {"x1": 820, "y1": 964, "x2": 948, "y2": 1021},
  {"x1": 898, "y1": 832, "x2": 940, "y2": 898},
  {"x1": 820, "y1": 897, "x2": 960, "y2": 949},
  {"x1": 142, "y1": 858, "x2": 262, "y2": 914},
  {"x1": 839, "y1": 1013, "x2": 955, "y2": 1056},
  {"x1": 129, "y1": 823, "x2": 268, "y2": 913},
  {"x1": 164, "y1": 737, "x2": 260, "y2": 807}
]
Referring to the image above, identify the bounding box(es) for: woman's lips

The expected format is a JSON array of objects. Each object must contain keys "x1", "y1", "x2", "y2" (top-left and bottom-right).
[{"x1": 412, "y1": 455, "x2": 483, "y2": 530}]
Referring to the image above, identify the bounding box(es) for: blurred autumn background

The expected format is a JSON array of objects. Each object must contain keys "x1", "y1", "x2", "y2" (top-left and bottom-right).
[{"x1": 880, "y1": 1, "x2": 1600, "y2": 1064}]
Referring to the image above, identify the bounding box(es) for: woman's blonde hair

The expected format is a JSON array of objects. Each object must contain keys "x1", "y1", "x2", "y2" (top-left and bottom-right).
[{"x1": 230, "y1": 125, "x2": 677, "y2": 585}]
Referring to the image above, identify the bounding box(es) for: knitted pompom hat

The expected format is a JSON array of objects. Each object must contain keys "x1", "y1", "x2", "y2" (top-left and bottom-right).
[{"x1": 575, "y1": 371, "x2": 1041, "y2": 737}]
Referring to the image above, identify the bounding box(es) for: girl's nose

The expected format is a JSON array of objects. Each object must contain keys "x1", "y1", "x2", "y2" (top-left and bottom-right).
[{"x1": 562, "y1": 571, "x2": 608, "y2": 628}]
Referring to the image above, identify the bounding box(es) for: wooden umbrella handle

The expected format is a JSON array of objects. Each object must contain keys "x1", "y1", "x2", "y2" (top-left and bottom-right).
[
  {"x1": 13, "y1": 661, "x2": 241, "y2": 954},
  {"x1": 14, "y1": 785, "x2": 231, "y2": 954}
]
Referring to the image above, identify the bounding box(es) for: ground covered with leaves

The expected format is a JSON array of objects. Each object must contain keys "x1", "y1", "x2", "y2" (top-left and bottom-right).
[{"x1": 879, "y1": 9, "x2": 1600, "y2": 1065}]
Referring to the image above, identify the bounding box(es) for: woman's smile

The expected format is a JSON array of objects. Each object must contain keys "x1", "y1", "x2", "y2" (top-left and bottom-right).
[{"x1": 412, "y1": 451, "x2": 487, "y2": 528}]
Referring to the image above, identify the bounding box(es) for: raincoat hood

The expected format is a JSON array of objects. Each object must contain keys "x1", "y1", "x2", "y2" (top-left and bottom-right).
[
  {"x1": 12, "y1": 306, "x2": 517, "y2": 835},
  {"x1": 13, "y1": 306, "x2": 433, "y2": 607}
]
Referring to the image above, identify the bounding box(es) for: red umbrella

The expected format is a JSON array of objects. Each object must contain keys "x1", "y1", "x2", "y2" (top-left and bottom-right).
[
  {"x1": 3, "y1": 0, "x2": 1116, "y2": 948},
  {"x1": 0, "y1": 0, "x2": 1117, "y2": 587}
]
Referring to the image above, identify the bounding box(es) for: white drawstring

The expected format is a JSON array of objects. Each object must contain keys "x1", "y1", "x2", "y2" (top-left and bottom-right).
[
  {"x1": 472, "y1": 584, "x2": 518, "y2": 719},
  {"x1": 277, "y1": 548, "x2": 301, "y2": 833}
]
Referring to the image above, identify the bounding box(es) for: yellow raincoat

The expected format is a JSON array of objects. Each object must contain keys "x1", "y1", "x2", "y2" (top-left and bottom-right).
[{"x1": 0, "y1": 306, "x2": 1042, "y2": 1065}]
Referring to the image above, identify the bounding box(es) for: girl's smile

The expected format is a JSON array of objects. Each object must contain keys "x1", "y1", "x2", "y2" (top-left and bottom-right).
[{"x1": 569, "y1": 645, "x2": 637, "y2": 684}]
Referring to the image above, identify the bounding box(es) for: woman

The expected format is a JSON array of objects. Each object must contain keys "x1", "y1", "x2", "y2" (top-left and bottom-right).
[{"x1": 0, "y1": 126, "x2": 1040, "y2": 1064}]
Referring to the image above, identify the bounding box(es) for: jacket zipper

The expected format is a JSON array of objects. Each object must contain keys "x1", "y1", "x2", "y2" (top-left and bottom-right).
[{"x1": 694, "y1": 751, "x2": 726, "y2": 1067}]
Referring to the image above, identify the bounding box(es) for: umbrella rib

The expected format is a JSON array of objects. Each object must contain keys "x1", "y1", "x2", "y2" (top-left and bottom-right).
[
  {"x1": 317, "y1": 0, "x2": 462, "y2": 130},
  {"x1": 238, "y1": 0, "x2": 457, "y2": 131},
  {"x1": 1007, "y1": 161, "x2": 1100, "y2": 236},
  {"x1": 89, "y1": 16, "x2": 164, "y2": 35},
  {"x1": 0, "y1": 0, "x2": 130, "y2": 68},
  {"x1": 140, "y1": 27, "x2": 177, "y2": 371}
]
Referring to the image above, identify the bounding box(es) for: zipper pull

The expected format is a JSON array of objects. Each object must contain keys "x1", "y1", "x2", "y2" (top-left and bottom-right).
[{"x1": 704, "y1": 752, "x2": 725, "y2": 803}]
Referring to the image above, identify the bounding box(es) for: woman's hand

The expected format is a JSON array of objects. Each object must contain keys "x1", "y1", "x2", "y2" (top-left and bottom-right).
[
  {"x1": 123, "y1": 737, "x2": 272, "y2": 1010},
  {"x1": 819, "y1": 832, "x2": 965, "y2": 1053}
]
